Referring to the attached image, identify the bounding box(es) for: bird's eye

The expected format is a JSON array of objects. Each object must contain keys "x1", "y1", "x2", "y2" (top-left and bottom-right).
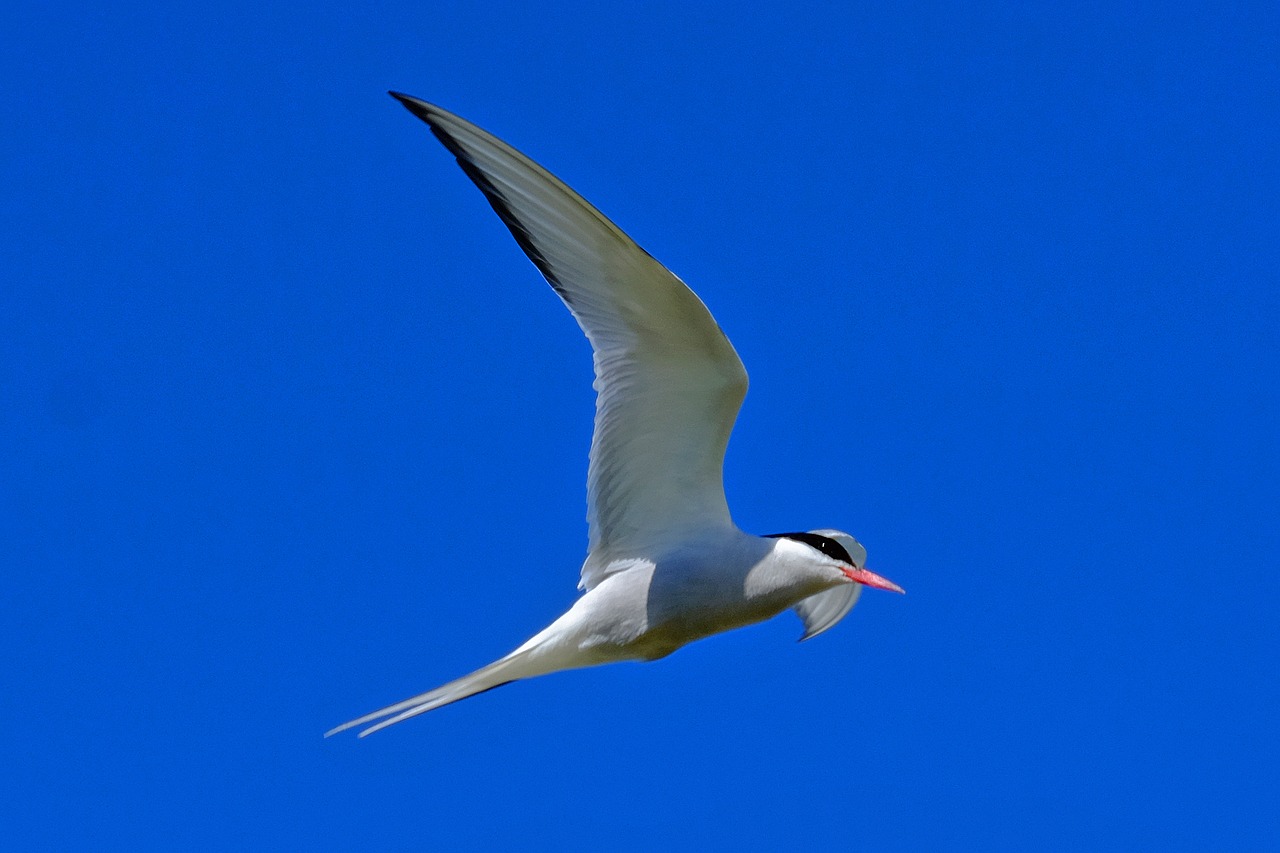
[{"x1": 764, "y1": 532, "x2": 855, "y2": 565}]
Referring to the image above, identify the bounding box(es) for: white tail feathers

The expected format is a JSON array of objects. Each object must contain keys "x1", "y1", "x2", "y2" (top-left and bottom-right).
[
  {"x1": 327, "y1": 599, "x2": 604, "y2": 737},
  {"x1": 325, "y1": 653, "x2": 532, "y2": 738}
]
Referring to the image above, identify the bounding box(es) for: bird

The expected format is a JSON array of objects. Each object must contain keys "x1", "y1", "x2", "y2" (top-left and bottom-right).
[{"x1": 326, "y1": 92, "x2": 904, "y2": 738}]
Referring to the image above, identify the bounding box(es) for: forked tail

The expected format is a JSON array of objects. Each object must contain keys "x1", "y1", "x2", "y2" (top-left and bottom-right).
[{"x1": 325, "y1": 652, "x2": 534, "y2": 738}]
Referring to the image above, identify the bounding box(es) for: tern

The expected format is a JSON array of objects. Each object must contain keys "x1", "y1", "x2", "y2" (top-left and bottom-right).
[{"x1": 327, "y1": 93, "x2": 903, "y2": 738}]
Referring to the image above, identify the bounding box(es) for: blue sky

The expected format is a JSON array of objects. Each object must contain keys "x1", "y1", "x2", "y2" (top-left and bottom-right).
[{"x1": 4, "y1": 2, "x2": 1277, "y2": 848}]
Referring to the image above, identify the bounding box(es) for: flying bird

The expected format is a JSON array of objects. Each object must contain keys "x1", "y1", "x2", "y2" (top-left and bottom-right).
[{"x1": 327, "y1": 93, "x2": 903, "y2": 737}]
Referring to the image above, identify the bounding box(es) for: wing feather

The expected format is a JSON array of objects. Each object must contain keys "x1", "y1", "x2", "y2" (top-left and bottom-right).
[
  {"x1": 391, "y1": 94, "x2": 748, "y2": 587},
  {"x1": 793, "y1": 586, "x2": 862, "y2": 641}
]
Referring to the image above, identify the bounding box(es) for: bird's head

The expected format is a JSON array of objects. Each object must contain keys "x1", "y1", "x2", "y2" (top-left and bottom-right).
[{"x1": 764, "y1": 529, "x2": 904, "y2": 594}]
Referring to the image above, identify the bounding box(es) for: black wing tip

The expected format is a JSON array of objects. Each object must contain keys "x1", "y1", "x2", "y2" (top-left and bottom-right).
[
  {"x1": 386, "y1": 90, "x2": 572, "y2": 304},
  {"x1": 389, "y1": 93, "x2": 463, "y2": 156},
  {"x1": 388, "y1": 90, "x2": 434, "y2": 121}
]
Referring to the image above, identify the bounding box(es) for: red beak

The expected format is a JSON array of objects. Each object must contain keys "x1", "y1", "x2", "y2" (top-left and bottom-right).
[{"x1": 842, "y1": 565, "x2": 905, "y2": 594}]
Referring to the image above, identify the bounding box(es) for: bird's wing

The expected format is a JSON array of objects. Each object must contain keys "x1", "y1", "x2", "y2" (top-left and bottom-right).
[
  {"x1": 793, "y1": 586, "x2": 861, "y2": 641},
  {"x1": 392, "y1": 94, "x2": 748, "y2": 587}
]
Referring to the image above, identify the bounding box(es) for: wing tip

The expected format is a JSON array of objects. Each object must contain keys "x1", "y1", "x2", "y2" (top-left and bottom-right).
[{"x1": 388, "y1": 90, "x2": 435, "y2": 122}]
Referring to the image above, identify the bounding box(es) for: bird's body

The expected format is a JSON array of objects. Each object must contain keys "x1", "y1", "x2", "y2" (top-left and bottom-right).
[{"x1": 327, "y1": 94, "x2": 902, "y2": 738}]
